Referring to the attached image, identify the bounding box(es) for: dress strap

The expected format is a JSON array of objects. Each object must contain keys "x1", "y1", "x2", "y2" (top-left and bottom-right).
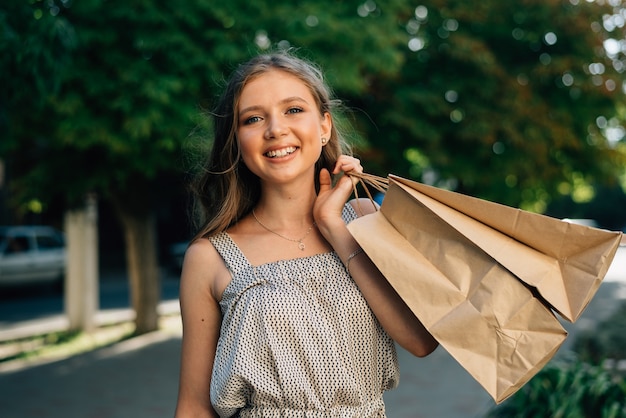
[{"x1": 208, "y1": 232, "x2": 251, "y2": 276}]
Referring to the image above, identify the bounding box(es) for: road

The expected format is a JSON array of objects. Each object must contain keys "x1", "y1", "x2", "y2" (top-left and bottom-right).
[
  {"x1": 0, "y1": 246, "x2": 624, "y2": 418},
  {"x1": 0, "y1": 267, "x2": 181, "y2": 332}
]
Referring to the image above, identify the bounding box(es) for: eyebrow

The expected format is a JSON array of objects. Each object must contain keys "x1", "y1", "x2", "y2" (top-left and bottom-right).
[{"x1": 238, "y1": 96, "x2": 309, "y2": 118}]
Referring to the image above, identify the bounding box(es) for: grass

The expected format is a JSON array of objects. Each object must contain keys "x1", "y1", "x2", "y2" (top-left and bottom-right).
[{"x1": 0, "y1": 314, "x2": 181, "y2": 370}]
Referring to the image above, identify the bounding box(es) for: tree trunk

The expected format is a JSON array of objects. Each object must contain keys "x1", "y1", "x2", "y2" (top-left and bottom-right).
[
  {"x1": 117, "y1": 208, "x2": 161, "y2": 335},
  {"x1": 64, "y1": 194, "x2": 99, "y2": 333}
]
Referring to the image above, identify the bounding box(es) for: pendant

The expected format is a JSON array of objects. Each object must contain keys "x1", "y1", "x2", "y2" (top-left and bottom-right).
[{"x1": 298, "y1": 241, "x2": 305, "y2": 251}]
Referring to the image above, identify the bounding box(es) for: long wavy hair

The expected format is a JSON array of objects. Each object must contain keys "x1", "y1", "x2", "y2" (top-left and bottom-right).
[{"x1": 190, "y1": 51, "x2": 352, "y2": 241}]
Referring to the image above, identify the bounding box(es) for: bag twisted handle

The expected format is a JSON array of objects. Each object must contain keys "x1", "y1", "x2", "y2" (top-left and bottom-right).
[{"x1": 346, "y1": 172, "x2": 389, "y2": 213}]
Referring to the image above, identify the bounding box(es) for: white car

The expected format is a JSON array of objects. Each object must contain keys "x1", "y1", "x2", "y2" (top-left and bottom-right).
[{"x1": 0, "y1": 226, "x2": 66, "y2": 288}]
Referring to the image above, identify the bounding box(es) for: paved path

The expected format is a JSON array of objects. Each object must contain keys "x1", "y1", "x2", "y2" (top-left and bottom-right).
[
  {"x1": 0, "y1": 327, "x2": 182, "y2": 417},
  {"x1": 0, "y1": 250, "x2": 624, "y2": 418}
]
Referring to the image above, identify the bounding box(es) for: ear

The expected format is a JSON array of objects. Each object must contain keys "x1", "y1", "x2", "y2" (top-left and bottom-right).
[{"x1": 320, "y1": 112, "x2": 332, "y2": 142}]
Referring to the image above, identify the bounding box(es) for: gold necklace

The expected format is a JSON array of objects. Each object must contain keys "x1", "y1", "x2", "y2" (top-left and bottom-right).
[{"x1": 252, "y1": 209, "x2": 316, "y2": 251}]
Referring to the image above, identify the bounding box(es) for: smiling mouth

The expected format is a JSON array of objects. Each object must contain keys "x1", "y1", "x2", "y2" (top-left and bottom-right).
[{"x1": 265, "y1": 147, "x2": 297, "y2": 158}]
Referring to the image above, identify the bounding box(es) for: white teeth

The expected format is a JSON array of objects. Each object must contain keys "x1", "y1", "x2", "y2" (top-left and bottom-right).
[{"x1": 265, "y1": 147, "x2": 296, "y2": 158}]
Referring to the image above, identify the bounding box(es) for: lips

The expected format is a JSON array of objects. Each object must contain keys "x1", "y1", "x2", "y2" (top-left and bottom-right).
[{"x1": 265, "y1": 146, "x2": 297, "y2": 158}]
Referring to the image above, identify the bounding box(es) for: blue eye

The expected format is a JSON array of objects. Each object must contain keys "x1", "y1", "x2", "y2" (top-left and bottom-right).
[
  {"x1": 286, "y1": 107, "x2": 303, "y2": 114},
  {"x1": 243, "y1": 116, "x2": 262, "y2": 125}
]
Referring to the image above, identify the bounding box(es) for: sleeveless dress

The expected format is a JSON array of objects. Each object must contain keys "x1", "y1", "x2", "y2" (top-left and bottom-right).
[{"x1": 209, "y1": 204, "x2": 399, "y2": 417}]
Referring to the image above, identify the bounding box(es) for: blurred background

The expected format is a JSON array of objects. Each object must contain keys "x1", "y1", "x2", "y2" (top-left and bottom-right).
[{"x1": 1, "y1": 0, "x2": 626, "y2": 417}]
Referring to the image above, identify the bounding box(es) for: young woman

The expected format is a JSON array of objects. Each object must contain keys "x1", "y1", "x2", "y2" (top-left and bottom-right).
[{"x1": 175, "y1": 51, "x2": 438, "y2": 418}]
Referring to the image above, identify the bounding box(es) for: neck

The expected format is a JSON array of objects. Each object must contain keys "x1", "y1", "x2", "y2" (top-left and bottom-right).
[
  {"x1": 255, "y1": 183, "x2": 317, "y2": 226},
  {"x1": 253, "y1": 203, "x2": 315, "y2": 229}
]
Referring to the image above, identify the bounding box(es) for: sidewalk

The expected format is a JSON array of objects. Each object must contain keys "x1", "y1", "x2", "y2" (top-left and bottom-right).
[
  {"x1": 0, "y1": 322, "x2": 183, "y2": 418},
  {"x1": 0, "y1": 258, "x2": 624, "y2": 418},
  {"x1": 0, "y1": 299, "x2": 181, "y2": 343}
]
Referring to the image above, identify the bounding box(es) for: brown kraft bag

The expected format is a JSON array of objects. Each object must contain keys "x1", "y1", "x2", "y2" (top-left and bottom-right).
[{"x1": 347, "y1": 174, "x2": 622, "y2": 403}]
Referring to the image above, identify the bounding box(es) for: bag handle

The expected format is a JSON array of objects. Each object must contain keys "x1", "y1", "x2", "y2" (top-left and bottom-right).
[{"x1": 347, "y1": 172, "x2": 389, "y2": 213}]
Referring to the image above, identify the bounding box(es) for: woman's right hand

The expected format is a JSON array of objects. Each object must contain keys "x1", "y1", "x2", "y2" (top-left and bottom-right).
[{"x1": 313, "y1": 155, "x2": 363, "y2": 239}]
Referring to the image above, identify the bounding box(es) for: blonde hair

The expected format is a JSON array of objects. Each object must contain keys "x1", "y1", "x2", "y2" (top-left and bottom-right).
[{"x1": 191, "y1": 51, "x2": 352, "y2": 240}]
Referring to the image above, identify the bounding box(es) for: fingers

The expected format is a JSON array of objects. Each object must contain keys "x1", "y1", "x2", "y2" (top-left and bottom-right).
[
  {"x1": 318, "y1": 168, "x2": 332, "y2": 192},
  {"x1": 332, "y1": 155, "x2": 363, "y2": 175},
  {"x1": 315, "y1": 167, "x2": 354, "y2": 221},
  {"x1": 318, "y1": 165, "x2": 356, "y2": 199},
  {"x1": 336, "y1": 170, "x2": 358, "y2": 192}
]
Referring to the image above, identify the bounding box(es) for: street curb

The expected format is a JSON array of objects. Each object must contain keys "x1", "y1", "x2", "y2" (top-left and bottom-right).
[
  {"x1": 0, "y1": 319, "x2": 181, "y2": 374},
  {"x1": 0, "y1": 299, "x2": 180, "y2": 343}
]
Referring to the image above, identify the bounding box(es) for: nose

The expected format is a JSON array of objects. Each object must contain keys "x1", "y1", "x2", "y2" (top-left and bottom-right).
[{"x1": 264, "y1": 115, "x2": 288, "y2": 139}]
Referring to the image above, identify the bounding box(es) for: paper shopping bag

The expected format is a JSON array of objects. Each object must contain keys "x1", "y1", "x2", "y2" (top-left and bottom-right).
[
  {"x1": 387, "y1": 175, "x2": 622, "y2": 322},
  {"x1": 347, "y1": 174, "x2": 621, "y2": 403}
]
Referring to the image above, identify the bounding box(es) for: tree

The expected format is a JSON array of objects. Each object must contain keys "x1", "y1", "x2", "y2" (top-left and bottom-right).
[
  {"x1": 350, "y1": 0, "x2": 626, "y2": 212},
  {"x1": 3, "y1": 0, "x2": 626, "y2": 333},
  {"x1": 0, "y1": 0, "x2": 411, "y2": 333}
]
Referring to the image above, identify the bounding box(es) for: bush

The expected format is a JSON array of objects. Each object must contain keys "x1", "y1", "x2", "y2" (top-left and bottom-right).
[
  {"x1": 487, "y1": 299, "x2": 626, "y2": 418},
  {"x1": 486, "y1": 359, "x2": 626, "y2": 418}
]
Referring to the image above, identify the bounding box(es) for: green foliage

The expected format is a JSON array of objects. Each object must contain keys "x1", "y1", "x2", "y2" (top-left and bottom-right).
[
  {"x1": 1, "y1": 0, "x2": 625, "y2": 219},
  {"x1": 489, "y1": 301, "x2": 626, "y2": 418},
  {"x1": 0, "y1": 1, "x2": 74, "y2": 119},
  {"x1": 487, "y1": 359, "x2": 626, "y2": 418},
  {"x1": 547, "y1": 182, "x2": 626, "y2": 230},
  {"x1": 0, "y1": 0, "x2": 410, "y2": 216},
  {"x1": 351, "y1": 0, "x2": 626, "y2": 211}
]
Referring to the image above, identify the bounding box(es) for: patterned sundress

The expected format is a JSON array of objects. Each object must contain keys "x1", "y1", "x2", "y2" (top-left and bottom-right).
[{"x1": 209, "y1": 204, "x2": 399, "y2": 417}]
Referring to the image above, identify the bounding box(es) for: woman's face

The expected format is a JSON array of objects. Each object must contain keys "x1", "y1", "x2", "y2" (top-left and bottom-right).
[{"x1": 236, "y1": 69, "x2": 332, "y2": 187}]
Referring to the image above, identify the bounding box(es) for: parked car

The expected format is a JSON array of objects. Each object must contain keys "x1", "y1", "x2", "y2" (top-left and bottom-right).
[
  {"x1": 561, "y1": 218, "x2": 599, "y2": 228},
  {"x1": 0, "y1": 226, "x2": 66, "y2": 288}
]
